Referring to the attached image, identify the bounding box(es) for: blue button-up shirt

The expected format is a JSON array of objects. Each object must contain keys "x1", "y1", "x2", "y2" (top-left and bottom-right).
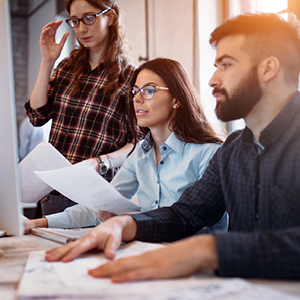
[{"x1": 112, "y1": 132, "x2": 220, "y2": 212}]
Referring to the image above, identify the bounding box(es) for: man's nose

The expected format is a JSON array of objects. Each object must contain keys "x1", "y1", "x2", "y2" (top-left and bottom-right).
[{"x1": 209, "y1": 70, "x2": 221, "y2": 88}]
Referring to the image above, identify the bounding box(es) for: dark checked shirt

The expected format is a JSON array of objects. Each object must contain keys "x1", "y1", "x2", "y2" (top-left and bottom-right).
[
  {"x1": 132, "y1": 91, "x2": 300, "y2": 280},
  {"x1": 25, "y1": 59, "x2": 135, "y2": 181}
]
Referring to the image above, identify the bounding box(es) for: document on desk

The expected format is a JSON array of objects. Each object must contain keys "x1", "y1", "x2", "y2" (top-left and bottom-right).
[
  {"x1": 17, "y1": 241, "x2": 300, "y2": 300},
  {"x1": 18, "y1": 141, "x2": 140, "y2": 215}
]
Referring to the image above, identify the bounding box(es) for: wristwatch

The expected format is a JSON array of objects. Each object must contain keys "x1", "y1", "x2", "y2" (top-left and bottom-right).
[{"x1": 96, "y1": 156, "x2": 109, "y2": 175}]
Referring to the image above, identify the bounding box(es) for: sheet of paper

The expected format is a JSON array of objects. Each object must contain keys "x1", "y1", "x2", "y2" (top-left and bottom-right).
[
  {"x1": 35, "y1": 160, "x2": 140, "y2": 214},
  {"x1": 18, "y1": 141, "x2": 71, "y2": 203},
  {"x1": 18, "y1": 241, "x2": 300, "y2": 300}
]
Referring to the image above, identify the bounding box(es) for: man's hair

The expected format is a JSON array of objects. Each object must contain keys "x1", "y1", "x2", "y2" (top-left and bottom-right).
[{"x1": 209, "y1": 13, "x2": 300, "y2": 84}]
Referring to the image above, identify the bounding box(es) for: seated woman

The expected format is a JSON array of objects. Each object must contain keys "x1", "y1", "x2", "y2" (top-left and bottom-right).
[{"x1": 24, "y1": 58, "x2": 228, "y2": 233}]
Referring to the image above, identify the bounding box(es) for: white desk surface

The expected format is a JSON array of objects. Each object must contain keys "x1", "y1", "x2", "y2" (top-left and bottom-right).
[{"x1": 1, "y1": 234, "x2": 300, "y2": 300}]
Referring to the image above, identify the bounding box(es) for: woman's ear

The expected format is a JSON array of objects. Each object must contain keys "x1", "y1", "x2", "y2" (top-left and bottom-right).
[
  {"x1": 107, "y1": 9, "x2": 116, "y2": 26},
  {"x1": 257, "y1": 56, "x2": 281, "y2": 83},
  {"x1": 172, "y1": 98, "x2": 181, "y2": 109}
]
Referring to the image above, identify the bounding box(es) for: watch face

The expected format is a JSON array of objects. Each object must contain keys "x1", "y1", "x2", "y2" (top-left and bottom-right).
[{"x1": 100, "y1": 164, "x2": 108, "y2": 175}]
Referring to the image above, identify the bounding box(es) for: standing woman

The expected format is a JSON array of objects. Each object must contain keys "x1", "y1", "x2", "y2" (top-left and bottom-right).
[{"x1": 25, "y1": 0, "x2": 135, "y2": 215}]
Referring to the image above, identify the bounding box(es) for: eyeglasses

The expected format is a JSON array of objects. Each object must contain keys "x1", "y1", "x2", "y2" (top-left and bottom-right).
[
  {"x1": 128, "y1": 84, "x2": 169, "y2": 101},
  {"x1": 65, "y1": 8, "x2": 111, "y2": 28}
]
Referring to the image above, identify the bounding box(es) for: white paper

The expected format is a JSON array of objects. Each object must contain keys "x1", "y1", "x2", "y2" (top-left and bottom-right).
[
  {"x1": 35, "y1": 160, "x2": 140, "y2": 215},
  {"x1": 18, "y1": 241, "x2": 300, "y2": 300},
  {"x1": 18, "y1": 141, "x2": 71, "y2": 203}
]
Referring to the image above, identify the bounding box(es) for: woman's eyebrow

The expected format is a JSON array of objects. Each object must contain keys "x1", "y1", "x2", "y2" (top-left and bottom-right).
[{"x1": 134, "y1": 82, "x2": 157, "y2": 88}]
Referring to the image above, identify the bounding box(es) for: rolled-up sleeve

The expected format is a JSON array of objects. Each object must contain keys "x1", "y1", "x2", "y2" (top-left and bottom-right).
[{"x1": 46, "y1": 204, "x2": 101, "y2": 228}]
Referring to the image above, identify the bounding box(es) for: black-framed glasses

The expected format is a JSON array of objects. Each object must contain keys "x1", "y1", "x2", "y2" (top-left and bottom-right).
[
  {"x1": 127, "y1": 84, "x2": 169, "y2": 101},
  {"x1": 65, "y1": 8, "x2": 111, "y2": 28}
]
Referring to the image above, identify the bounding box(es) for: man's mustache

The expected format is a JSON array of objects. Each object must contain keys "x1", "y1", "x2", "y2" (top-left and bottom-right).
[{"x1": 212, "y1": 87, "x2": 228, "y2": 96}]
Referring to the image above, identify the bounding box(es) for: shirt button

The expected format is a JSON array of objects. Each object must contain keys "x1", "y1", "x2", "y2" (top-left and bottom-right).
[
  {"x1": 160, "y1": 161, "x2": 164, "y2": 165},
  {"x1": 155, "y1": 200, "x2": 158, "y2": 204},
  {"x1": 163, "y1": 146, "x2": 167, "y2": 151},
  {"x1": 255, "y1": 214, "x2": 260, "y2": 220},
  {"x1": 157, "y1": 180, "x2": 159, "y2": 184}
]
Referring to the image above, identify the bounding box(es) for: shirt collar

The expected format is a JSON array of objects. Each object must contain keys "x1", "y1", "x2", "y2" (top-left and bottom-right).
[
  {"x1": 141, "y1": 132, "x2": 154, "y2": 152},
  {"x1": 84, "y1": 61, "x2": 105, "y2": 75},
  {"x1": 141, "y1": 131, "x2": 185, "y2": 156},
  {"x1": 241, "y1": 91, "x2": 300, "y2": 148}
]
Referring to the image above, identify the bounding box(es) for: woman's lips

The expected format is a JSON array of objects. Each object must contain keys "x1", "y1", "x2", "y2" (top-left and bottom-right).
[
  {"x1": 135, "y1": 109, "x2": 148, "y2": 116},
  {"x1": 82, "y1": 36, "x2": 92, "y2": 42}
]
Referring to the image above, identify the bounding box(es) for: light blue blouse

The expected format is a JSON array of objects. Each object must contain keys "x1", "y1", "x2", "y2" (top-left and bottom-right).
[
  {"x1": 112, "y1": 132, "x2": 219, "y2": 212},
  {"x1": 47, "y1": 132, "x2": 227, "y2": 231}
]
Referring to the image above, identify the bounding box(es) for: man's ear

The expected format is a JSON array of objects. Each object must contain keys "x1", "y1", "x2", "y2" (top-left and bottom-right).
[{"x1": 257, "y1": 56, "x2": 281, "y2": 83}]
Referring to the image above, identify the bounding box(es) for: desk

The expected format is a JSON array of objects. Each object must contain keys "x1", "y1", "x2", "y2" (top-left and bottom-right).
[{"x1": 1, "y1": 234, "x2": 300, "y2": 300}]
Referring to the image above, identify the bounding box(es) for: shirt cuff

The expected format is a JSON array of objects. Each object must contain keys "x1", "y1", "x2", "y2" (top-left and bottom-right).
[{"x1": 46, "y1": 211, "x2": 72, "y2": 228}]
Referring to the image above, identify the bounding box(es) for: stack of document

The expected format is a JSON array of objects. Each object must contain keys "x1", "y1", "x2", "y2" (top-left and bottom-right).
[
  {"x1": 18, "y1": 141, "x2": 140, "y2": 215},
  {"x1": 17, "y1": 241, "x2": 300, "y2": 300}
]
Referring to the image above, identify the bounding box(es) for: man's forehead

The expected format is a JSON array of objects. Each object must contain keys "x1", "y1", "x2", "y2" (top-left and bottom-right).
[{"x1": 214, "y1": 34, "x2": 248, "y2": 61}]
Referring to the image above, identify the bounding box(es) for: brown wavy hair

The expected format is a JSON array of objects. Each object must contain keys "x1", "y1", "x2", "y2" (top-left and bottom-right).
[
  {"x1": 64, "y1": 0, "x2": 130, "y2": 99},
  {"x1": 128, "y1": 58, "x2": 223, "y2": 151}
]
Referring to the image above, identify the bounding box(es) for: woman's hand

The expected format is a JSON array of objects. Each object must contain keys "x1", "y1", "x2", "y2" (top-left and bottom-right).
[
  {"x1": 97, "y1": 210, "x2": 117, "y2": 222},
  {"x1": 40, "y1": 20, "x2": 69, "y2": 64},
  {"x1": 22, "y1": 216, "x2": 35, "y2": 234},
  {"x1": 22, "y1": 216, "x2": 48, "y2": 234}
]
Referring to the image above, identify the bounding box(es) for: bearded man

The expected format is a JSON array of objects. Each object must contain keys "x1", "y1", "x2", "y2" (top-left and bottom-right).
[{"x1": 44, "y1": 12, "x2": 300, "y2": 281}]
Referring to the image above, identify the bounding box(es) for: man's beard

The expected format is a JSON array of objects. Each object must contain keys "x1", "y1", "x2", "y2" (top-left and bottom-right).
[{"x1": 213, "y1": 66, "x2": 263, "y2": 122}]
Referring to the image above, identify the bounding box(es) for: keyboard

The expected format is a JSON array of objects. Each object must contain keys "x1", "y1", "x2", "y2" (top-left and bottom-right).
[{"x1": 30, "y1": 227, "x2": 86, "y2": 244}]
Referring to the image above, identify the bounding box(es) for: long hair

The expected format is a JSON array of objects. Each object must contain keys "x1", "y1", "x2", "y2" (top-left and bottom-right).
[
  {"x1": 128, "y1": 58, "x2": 223, "y2": 151},
  {"x1": 64, "y1": 0, "x2": 129, "y2": 99}
]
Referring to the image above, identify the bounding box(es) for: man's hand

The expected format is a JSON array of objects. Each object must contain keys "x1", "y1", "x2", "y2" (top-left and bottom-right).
[
  {"x1": 88, "y1": 235, "x2": 219, "y2": 282},
  {"x1": 45, "y1": 215, "x2": 136, "y2": 262}
]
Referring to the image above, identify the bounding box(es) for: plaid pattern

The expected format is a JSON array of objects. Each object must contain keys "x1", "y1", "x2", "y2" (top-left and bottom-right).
[
  {"x1": 26, "y1": 59, "x2": 135, "y2": 181},
  {"x1": 132, "y1": 91, "x2": 300, "y2": 279}
]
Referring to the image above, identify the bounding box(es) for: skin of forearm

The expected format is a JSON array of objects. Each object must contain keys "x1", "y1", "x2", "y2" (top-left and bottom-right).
[
  {"x1": 93, "y1": 143, "x2": 134, "y2": 172},
  {"x1": 33, "y1": 217, "x2": 48, "y2": 228},
  {"x1": 105, "y1": 143, "x2": 134, "y2": 168},
  {"x1": 118, "y1": 215, "x2": 137, "y2": 242},
  {"x1": 29, "y1": 60, "x2": 55, "y2": 110},
  {"x1": 171, "y1": 234, "x2": 219, "y2": 272}
]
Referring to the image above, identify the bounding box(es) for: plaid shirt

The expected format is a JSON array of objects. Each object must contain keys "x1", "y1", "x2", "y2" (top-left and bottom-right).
[
  {"x1": 25, "y1": 59, "x2": 135, "y2": 181},
  {"x1": 132, "y1": 91, "x2": 300, "y2": 280}
]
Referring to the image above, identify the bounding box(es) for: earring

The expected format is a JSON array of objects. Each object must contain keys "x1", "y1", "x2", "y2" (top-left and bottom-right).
[{"x1": 173, "y1": 105, "x2": 177, "y2": 109}]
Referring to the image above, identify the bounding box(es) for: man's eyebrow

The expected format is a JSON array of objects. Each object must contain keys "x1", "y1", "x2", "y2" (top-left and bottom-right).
[{"x1": 214, "y1": 55, "x2": 236, "y2": 66}]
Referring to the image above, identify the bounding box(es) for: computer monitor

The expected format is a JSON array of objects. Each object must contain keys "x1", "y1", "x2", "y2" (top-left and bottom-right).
[{"x1": 0, "y1": 0, "x2": 23, "y2": 235}]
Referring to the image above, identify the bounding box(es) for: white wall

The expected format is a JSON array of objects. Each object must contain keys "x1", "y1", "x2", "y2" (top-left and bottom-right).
[
  {"x1": 27, "y1": 0, "x2": 56, "y2": 99},
  {"x1": 198, "y1": 0, "x2": 225, "y2": 134},
  {"x1": 120, "y1": 0, "x2": 195, "y2": 84}
]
